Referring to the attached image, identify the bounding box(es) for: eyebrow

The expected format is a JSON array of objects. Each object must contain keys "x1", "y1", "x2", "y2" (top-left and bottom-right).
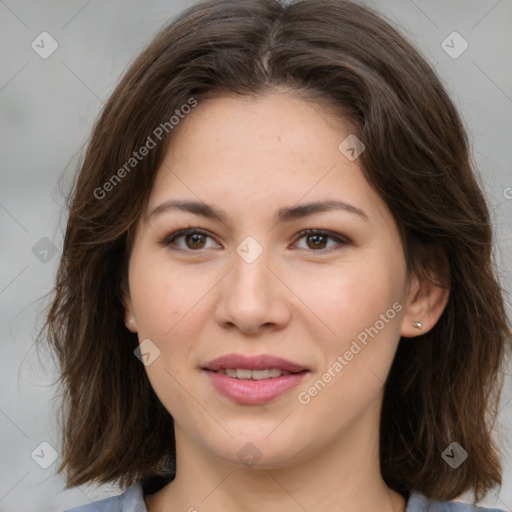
[{"x1": 149, "y1": 199, "x2": 369, "y2": 223}]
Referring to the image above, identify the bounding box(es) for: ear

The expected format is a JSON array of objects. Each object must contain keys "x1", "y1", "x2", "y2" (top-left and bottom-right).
[
  {"x1": 121, "y1": 280, "x2": 138, "y2": 333},
  {"x1": 400, "y1": 247, "x2": 450, "y2": 338}
]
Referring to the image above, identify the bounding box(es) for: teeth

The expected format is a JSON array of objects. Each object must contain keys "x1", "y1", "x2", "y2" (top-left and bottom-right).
[
  {"x1": 218, "y1": 368, "x2": 293, "y2": 380},
  {"x1": 236, "y1": 368, "x2": 252, "y2": 379},
  {"x1": 252, "y1": 369, "x2": 271, "y2": 380}
]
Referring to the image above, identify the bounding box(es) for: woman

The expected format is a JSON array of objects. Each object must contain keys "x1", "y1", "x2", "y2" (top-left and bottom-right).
[{"x1": 42, "y1": 0, "x2": 511, "y2": 511}]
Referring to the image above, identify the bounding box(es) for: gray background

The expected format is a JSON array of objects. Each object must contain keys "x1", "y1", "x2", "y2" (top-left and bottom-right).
[{"x1": 1, "y1": 0, "x2": 511, "y2": 511}]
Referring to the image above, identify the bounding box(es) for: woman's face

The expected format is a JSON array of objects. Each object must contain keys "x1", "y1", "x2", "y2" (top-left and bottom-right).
[{"x1": 124, "y1": 90, "x2": 416, "y2": 469}]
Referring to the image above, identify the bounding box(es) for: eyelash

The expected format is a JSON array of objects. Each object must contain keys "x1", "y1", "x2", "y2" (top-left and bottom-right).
[{"x1": 159, "y1": 228, "x2": 350, "y2": 253}]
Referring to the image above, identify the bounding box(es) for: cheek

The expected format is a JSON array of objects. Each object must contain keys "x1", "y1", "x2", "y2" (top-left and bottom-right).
[
  {"x1": 299, "y1": 257, "x2": 406, "y2": 406},
  {"x1": 295, "y1": 264, "x2": 403, "y2": 423},
  {"x1": 128, "y1": 247, "x2": 210, "y2": 340},
  {"x1": 293, "y1": 255, "x2": 403, "y2": 339},
  {"x1": 128, "y1": 254, "x2": 205, "y2": 414}
]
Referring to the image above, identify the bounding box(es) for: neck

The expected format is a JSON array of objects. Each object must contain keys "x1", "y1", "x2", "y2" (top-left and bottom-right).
[{"x1": 146, "y1": 408, "x2": 407, "y2": 512}]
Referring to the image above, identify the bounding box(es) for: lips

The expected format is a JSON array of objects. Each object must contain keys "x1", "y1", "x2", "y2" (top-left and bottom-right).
[
  {"x1": 202, "y1": 353, "x2": 309, "y2": 405},
  {"x1": 204, "y1": 353, "x2": 308, "y2": 373}
]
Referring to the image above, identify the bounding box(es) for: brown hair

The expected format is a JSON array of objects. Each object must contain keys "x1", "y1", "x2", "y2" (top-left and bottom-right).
[{"x1": 40, "y1": 0, "x2": 511, "y2": 503}]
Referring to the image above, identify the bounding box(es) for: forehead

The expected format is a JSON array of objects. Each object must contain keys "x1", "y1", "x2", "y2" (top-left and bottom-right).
[
  {"x1": 162, "y1": 91, "x2": 350, "y2": 166},
  {"x1": 146, "y1": 91, "x2": 392, "y2": 226}
]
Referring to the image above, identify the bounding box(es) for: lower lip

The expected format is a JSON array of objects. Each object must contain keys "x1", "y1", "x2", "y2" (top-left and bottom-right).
[{"x1": 204, "y1": 370, "x2": 308, "y2": 405}]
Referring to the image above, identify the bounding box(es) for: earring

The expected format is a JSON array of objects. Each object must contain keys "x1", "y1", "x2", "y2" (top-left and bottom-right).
[
  {"x1": 126, "y1": 316, "x2": 137, "y2": 330},
  {"x1": 412, "y1": 321, "x2": 422, "y2": 330}
]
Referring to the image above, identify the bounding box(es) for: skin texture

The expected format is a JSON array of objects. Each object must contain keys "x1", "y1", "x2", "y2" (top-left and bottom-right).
[{"x1": 123, "y1": 89, "x2": 449, "y2": 512}]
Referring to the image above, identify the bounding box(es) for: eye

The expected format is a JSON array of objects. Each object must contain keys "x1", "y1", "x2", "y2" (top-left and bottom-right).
[
  {"x1": 293, "y1": 229, "x2": 349, "y2": 251},
  {"x1": 160, "y1": 228, "x2": 221, "y2": 251},
  {"x1": 160, "y1": 228, "x2": 349, "y2": 252}
]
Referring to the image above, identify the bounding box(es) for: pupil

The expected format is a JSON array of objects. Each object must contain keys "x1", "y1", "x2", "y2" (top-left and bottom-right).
[
  {"x1": 187, "y1": 233, "x2": 205, "y2": 249},
  {"x1": 308, "y1": 234, "x2": 326, "y2": 249}
]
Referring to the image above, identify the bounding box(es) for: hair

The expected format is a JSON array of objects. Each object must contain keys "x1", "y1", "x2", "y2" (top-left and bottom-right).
[{"x1": 40, "y1": 0, "x2": 511, "y2": 503}]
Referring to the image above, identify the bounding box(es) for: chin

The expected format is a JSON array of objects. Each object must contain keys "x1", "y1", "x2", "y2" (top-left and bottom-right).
[{"x1": 208, "y1": 434, "x2": 314, "y2": 471}]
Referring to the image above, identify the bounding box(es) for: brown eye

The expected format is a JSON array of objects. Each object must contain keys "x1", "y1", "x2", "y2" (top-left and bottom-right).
[
  {"x1": 305, "y1": 233, "x2": 328, "y2": 249},
  {"x1": 185, "y1": 232, "x2": 207, "y2": 249},
  {"x1": 160, "y1": 229, "x2": 221, "y2": 251},
  {"x1": 294, "y1": 229, "x2": 349, "y2": 251}
]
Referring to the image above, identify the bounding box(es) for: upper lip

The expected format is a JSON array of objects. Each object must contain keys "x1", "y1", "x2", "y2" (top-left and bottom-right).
[{"x1": 203, "y1": 353, "x2": 308, "y2": 373}]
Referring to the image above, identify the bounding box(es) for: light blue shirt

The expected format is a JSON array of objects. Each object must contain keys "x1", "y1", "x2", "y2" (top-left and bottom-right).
[{"x1": 62, "y1": 482, "x2": 507, "y2": 512}]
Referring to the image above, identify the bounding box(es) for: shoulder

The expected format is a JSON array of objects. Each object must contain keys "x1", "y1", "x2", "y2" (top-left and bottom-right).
[
  {"x1": 407, "y1": 490, "x2": 507, "y2": 512},
  {"x1": 61, "y1": 482, "x2": 145, "y2": 512},
  {"x1": 62, "y1": 485, "x2": 507, "y2": 512}
]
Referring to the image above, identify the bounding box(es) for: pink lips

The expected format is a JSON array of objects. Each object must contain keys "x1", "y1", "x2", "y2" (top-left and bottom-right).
[
  {"x1": 204, "y1": 353, "x2": 307, "y2": 373},
  {"x1": 203, "y1": 353, "x2": 309, "y2": 405}
]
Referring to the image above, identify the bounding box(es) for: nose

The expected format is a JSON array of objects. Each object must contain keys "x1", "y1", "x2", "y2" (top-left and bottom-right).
[{"x1": 214, "y1": 246, "x2": 291, "y2": 336}]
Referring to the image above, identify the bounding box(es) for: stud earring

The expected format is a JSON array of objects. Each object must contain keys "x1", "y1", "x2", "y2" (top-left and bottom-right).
[{"x1": 412, "y1": 321, "x2": 422, "y2": 330}]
